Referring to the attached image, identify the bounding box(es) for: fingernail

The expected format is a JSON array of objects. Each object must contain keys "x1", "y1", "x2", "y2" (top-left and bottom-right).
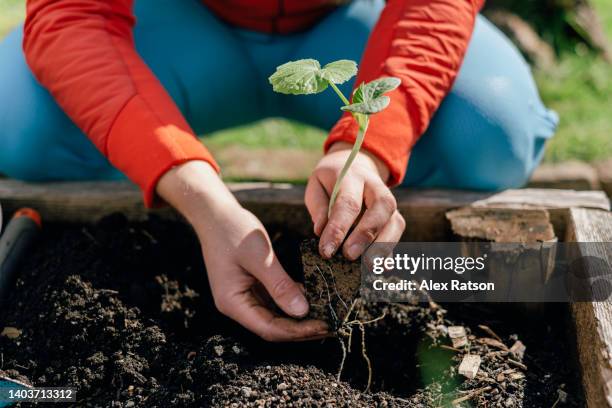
[
  {"x1": 347, "y1": 243, "x2": 365, "y2": 260},
  {"x1": 322, "y1": 243, "x2": 336, "y2": 258},
  {"x1": 289, "y1": 295, "x2": 309, "y2": 317}
]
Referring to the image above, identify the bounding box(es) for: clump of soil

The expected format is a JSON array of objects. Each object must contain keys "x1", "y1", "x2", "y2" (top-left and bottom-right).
[
  {"x1": 0, "y1": 215, "x2": 585, "y2": 407},
  {"x1": 301, "y1": 239, "x2": 361, "y2": 329}
]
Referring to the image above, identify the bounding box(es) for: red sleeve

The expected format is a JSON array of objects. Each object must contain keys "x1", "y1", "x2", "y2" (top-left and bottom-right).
[
  {"x1": 325, "y1": 0, "x2": 485, "y2": 186},
  {"x1": 23, "y1": 0, "x2": 220, "y2": 207}
]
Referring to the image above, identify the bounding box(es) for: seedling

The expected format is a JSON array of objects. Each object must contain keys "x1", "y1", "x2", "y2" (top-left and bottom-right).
[
  {"x1": 269, "y1": 59, "x2": 400, "y2": 216},
  {"x1": 272, "y1": 61, "x2": 399, "y2": 391}
]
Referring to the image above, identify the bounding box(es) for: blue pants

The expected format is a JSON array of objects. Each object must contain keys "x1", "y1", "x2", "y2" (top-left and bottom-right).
[{"x1": 0, "y1": 0, "x2": 558, "y2": 190}]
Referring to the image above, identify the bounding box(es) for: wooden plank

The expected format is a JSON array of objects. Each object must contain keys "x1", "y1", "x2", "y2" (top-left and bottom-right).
[
  {"x1": 446, "y1": 207, "x2": 556, "y2": 242},
  {"x1": 447, "y1": 207, "x2": 558, "y2": 305},
  {"x1": 595, "y1": 159, "x2": 612, "y2": 199},
  {"x1": 528, "y1": 161, "x2": 600, "y2": 191},
  {"x1": 469, "y1": 188, "x2": 609, "y2": 210},
  {"x1": 0, "y1": 180, "x2": 609, "y2": 241},
  {"x1": 469, "y1": 189, "x2": 609, "y2": 238},
  {"x1": 567, "y1": 208, "x2": 612, "y2": 408}
]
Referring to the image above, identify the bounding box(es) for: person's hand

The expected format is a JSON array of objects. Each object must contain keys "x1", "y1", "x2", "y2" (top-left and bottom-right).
[
  {"x1": 306, "y1": 142, "x2": 405, "y2": 260},
  {"x1": 157, "y1": 161, "x2": 328, "y2": 342}
]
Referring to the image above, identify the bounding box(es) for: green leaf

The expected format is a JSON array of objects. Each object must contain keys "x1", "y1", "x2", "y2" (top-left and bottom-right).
[
  {"x1": 268, "y1": 59, "x2": 357, "y2": 95},
  {"x1": 268, "y1": 59, "x2": 328, "y2": 95},
  {"x1": 352, "y1": 77, "x2": 401, "y2": 105},
  {"x1": 342, "y1": 77, "x2": 401, "y2": 114},
  {"x1": 343, "y1": 95, "x2": 391, "y2": 114},
  {"x1": 366, "y1": 77, "x2": 402, "y2": 98},
  {"x1": 320, "y1": 60, "x2": 358, "y2": 85}
]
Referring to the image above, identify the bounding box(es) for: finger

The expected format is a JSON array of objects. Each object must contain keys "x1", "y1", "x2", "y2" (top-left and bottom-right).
[
  {"x1": 243, "y1": 245, "x2": 310, "y2": 318},
  {"x1": 362, "y1": 211, "x2": 405, "y2": 271},
  {"x1": 228, "y1": 291, "x2": 329, "y2": 342},
  {"x1": 343, "y1": 185, "x2": 397, "y2": 260},
  {"x1": 305, "y1": 177, "x2": 329, "y2": 236},
  {"x1": 251, "y1": 282, "x2": 274, "y2": 309},
  {"x1": 319, "y1": 180, "x2": 364, "y2": 259},
  {"x1": 375, "y1": 211, "x2": 406, "y2": 244}
]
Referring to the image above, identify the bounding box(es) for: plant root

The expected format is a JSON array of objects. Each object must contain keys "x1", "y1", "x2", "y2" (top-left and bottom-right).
[
  {"x1": 336, "y1": 299, "x2": 385, "y2": 392},
  {"x1": 313, "y1": 264, "x2": 385, "y2": 392}
]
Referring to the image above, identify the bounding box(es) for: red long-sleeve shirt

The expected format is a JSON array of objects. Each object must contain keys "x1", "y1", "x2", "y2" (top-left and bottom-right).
[{"x1": 23, "y1": 0, "x2": 484, "y2": 207}]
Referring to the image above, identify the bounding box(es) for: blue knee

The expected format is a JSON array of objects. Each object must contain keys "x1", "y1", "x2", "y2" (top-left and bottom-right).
[
  {"x1": 438, "y1": 99, "x2": 532, "y2": 190},
  {"x1": 0, "y1": 26, "x2": 121, "y2": 181},
  {"x1": 428, "y1": 89, "x2": 556, "y2": 191},
  {"x1": 406, "y1": 15, "x2": 558, "y2": 191}
]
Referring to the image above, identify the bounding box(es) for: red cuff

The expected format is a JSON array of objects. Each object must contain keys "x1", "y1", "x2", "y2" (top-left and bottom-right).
[
  {"x1": 106, "y1": 95, "x2": 220, "y2": 208},
  {"x1": 324, "y1": 88, "x2": 413, "y2": 187}
]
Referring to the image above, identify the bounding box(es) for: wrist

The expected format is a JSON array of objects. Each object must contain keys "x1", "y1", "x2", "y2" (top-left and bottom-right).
[
  {"x1": 156, "y1": 161, "x2": 240, "y2": 226},
  {"x1": 327, "y1": 142, "x2": 391, "y2": 183}
]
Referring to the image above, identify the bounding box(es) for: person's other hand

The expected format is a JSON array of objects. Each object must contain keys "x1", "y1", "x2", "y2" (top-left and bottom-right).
[
  {"x1": 157, "y1": 161, "x2": 328, "y2": 342},
  {"x1": 306, "y1": 142, "x2": 405, "y2": 260}
]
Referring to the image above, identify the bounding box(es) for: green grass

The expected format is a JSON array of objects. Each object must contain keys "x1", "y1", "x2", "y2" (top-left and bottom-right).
[
  {"x1": 205, "y1": 119, "x2": 325, "y2": 151},
  {"x1": 1, "y1": 0, "x2": 610, "y2": 163},
  {"x1": 535, "y1": 0, "x2": 612, "y2": 163},
  {"x1": 594, "y1": 0, "x2": 612, "y2": 43},
  {"x1": 536, "y1": 54, "x2": 612, "y2": 163},
  {"x1": 0, "y1": 0, "x2": 24, "y2": 37}
]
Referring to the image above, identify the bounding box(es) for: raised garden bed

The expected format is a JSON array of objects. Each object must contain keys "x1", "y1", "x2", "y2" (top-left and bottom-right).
[{"x1": 0, "y1": 180, "x2": 610, "y2": 407}]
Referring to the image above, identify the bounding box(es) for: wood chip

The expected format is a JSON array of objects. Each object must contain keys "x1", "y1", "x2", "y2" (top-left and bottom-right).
[
  {"x1": 509, "y1": 340, "x2": 526, "y2": 359},
  {"x1": 448, "y1": 326, "x2": 466, "y2": 338},
  {"x1": 478, "y1": 337, "x2": 508, "y2": 350},
  {"x1": 0, "y1": 327, "x2": 22, "y2": 339},
  {"x1": 439, "y1": 345, "x2": 462, "y2": 353},
  {"x1": 458, "y1": 354, "x2": 482, "y2": 379},
  {"x1": 509, "y1": 372, "x2": 525, "y2": 380},
  {"x1": 452, "y1": 385, "x2": 491, "y2": 406},
  {"x1": 508, "y1": 358, "x2": 528, "y2": 370},
  {"x1": 452, "y1": 336, "x2": 468, "y2": 348},
  {"x1": 448, "y1": 326, "x2": 468, "y2": 348},
  {"x1": 478, "y1": 324, "x2": 503, "y2": 342}
]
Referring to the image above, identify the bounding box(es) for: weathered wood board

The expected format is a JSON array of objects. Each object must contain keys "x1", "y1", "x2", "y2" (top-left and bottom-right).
[
  {"x1": 446, "y1": 207, "x2": 556, "y2": 242},
  {"x1": 596, "y1": 159, "x2": 612, "y2": 199},
  {"x1": 528, "y1": 161, "x2": 601, "y2": 190},
  {"x1": 0, "y1": 180, "x2": 608, "y2": 241},
  {"x1": 567, "y1": 208, "x2": 612, "y2": 408}
]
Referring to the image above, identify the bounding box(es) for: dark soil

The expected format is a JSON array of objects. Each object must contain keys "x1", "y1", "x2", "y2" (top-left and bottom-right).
[{"x1": 0, "y1": 215, "x2": 585, "y2": 407}]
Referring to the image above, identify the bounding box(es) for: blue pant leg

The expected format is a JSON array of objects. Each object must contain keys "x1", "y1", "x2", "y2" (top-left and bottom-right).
[
  {"x1": 403, "y1": 16, "x2": 559, "y2": 190},
  {"x1": 0, "y1": 1, "x2": 260, "y2": 182},
  {"x1": 0, "y1": 26, "x2": 123, "y2": 181}
]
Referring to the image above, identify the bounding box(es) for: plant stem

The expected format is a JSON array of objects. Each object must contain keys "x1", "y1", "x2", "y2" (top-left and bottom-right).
[
  {"x1": 328, "y1": 116, "x2": 369, "y2": 217},
  {"x1": 326, "y1": 81, "x2": 370, "y2": 217},
  {"x1": 329, "y1": 82, "x2": 351, "y2": 106}
]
